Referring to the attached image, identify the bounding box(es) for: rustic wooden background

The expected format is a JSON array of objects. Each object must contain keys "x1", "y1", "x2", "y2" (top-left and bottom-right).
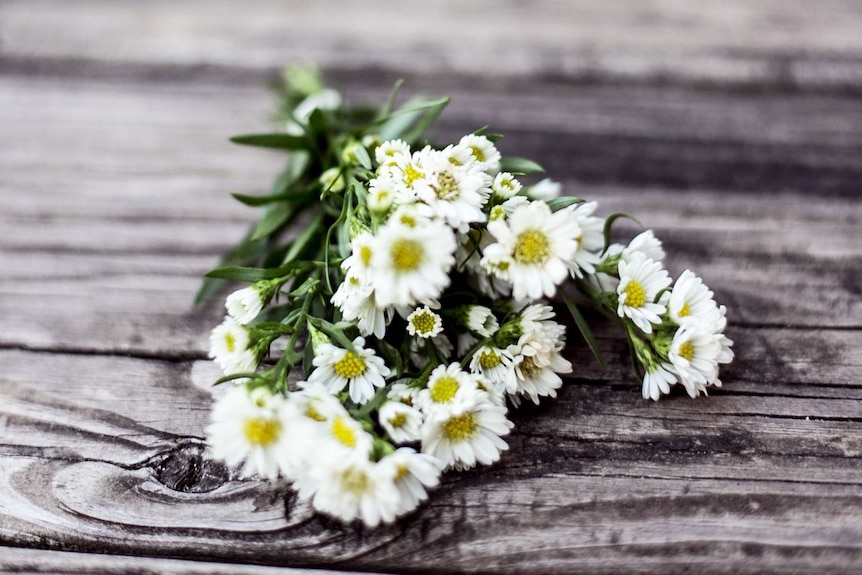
[{"x1": 1, "y1": 1, "x2": 861, "y2": 574}]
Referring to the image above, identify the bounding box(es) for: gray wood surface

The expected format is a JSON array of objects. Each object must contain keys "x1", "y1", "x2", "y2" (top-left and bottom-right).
[{"x1": 1, "y1": 2, "x2": 861, "y2": 574}]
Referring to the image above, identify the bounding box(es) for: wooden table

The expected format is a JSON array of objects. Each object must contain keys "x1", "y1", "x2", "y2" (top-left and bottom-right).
[{"x1": 1, "y1": 2, "x2": 861, "y2": 573}]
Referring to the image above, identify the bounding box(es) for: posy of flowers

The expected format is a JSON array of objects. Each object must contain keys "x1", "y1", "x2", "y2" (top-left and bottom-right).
[{"x1": 199, "y1": 68, "x2": 733, "y2": 527}]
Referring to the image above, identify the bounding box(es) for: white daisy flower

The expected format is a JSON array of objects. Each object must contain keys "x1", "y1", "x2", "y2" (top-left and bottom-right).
[
  {"x1": 417, "y1": 363, "x2": 480, "y2": 414},
  {"x1": 469, "y1": 344, "x2": 517, "y2": 393},
  {"x1": 623, "y1": 229, "x2": 665, "y2": 263},
  {"x1": 565, "y1": 201, "x2": 604, "y2": 278},
  {"x1": 290, "y1": 381, "x2": 345, "y2": 424},
  {"x1": 642, "y1": 362, "x2": 678, "y2": 401},
  {"x1": 374, "y1": 139, "x2": 410, "y2": 167},
  {"x1": 209, "y1": 316, "x2": 260, "y2": 376},
  {"x1": 367, "y1": 178, "x2": 396, "y2": 213},
  {"x1": 331, "y1": 272, "x2": 389, "y2": 339},
  {"x1": 414, "y1": 153, "x2": 490, "y2": 232},
  {"x1": 616, "y1": 252, "x2": 672, "y2": 334},
  {"x1": 378, "y1": 447, "x2": 442, "y2": 515},
  {"x1": 482, "y1": 200, "x2": 580, "y2": 301},
  {"x1": 491, "y1": 172, "x2": 522, "y2": 199},
  {"x1": 307, "y1": 337, "x2": 391, "y2": 405},
  {"x1": 206, "y1": 386, "x2": 300, "y2": 480},
  {"x1": 526, "y1": 178, "x2": 562, "y2": 201},
  {"x1": 463, "y1": 305, "x2": 499, "y2": 338},
  {"x1": 370, "y1": 217, "x2": 456, "y2": 307},
  {"x1": 668, "y1": 270, "x2": 720, "y2": 328},
  {"x1": 295, "y1": 453, "x2": 400, "y2": 527},
  {"x1": 458, "y1": 134, "x2": 501, "y2": 172},
  {"x1": 421, "y1": 394, "x2": 513, "y2": 471},
  {"x1": 319, "y1": 166, "x2": 345, "y2": 193},
  {"x1": 379, "y1": 400, "x2": 424, "y2": 444},
  {"x1": 510, "y1": 349, "x2": 571, "y2": 404},
  {"x1": 439, "y1": 143, "x2": 476, "y2": 168},
  {"x1": 514, "y1": 304, "x2": 567, "y2": 360},
  {"x1": 668, "y1": 327, "x2": 722, "y2": 396},
  {"x1": 387, "y1": 380, "x2": 421, "y2": 408},
  {"x1": 406, "y1": 305, "x2": 444, "y2": 339},
  {"x1": 225, "y1": 286, "x2": 266, "y2": 325}
]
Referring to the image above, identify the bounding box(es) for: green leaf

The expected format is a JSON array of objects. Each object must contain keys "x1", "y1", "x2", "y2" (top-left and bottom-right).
[
  {"x1": 194, "y1": 228, "x2": 269, "y2": 304},
  {"x1": 282, "y1": 209, "x2": 324, "y2": 264},
  {"x1": 400, "y1": 97, "x2": 450, "y2": 145},
  {"x1": 500, "y1": 156, "x2": 544, "y2": 174},
  {"x1": 307, "y1": 316, "x2": 357, "y2": 353},
  {"x1": 603, "y1": 212, "x2": 644, "y2": 251},
  {"x1": 251, "y1": 200, "x2": 299, "y2": 241},
  {"x1": 562, "y1": 292, "x2": 606, "y2": 369},
  {"x1": 546, "y1": 196, "x2": 584, "y2": 212},
  {"x1": 375, "y1": 96, "x2": 450, "y2": 143},
  {"x1": 205, "y1": 261, "x2": 309, "y2": 282},
  {"x1": 376, "y1": 79, "x2": 405, "y2": 120},
  {"x1": 231, "y1": 188, "x2": 310, "y2": 206},
  {"x1": 353, "y1": 145, "x2": 372, "y2": 170},
  {"x1": 230, "y1": 133, "x2": 310, "y2": 151}
]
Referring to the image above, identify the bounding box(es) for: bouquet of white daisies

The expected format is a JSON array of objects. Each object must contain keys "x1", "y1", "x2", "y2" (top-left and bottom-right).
[{"x1": 199, "y1": 67, "x2": 734, "y2": 527}]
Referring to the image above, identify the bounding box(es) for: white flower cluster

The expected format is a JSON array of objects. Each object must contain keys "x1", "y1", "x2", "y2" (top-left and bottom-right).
[
  {"x1": 596, "y1": 231, "x2": 734, "y2": 400},
  {"x1": 204, "y1": 117, "x2": 734, "y2": 527}
]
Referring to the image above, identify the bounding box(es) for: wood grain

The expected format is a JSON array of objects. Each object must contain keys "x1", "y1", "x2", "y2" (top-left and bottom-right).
[{"x1": 3, "y1": 0, "x2": 862, "y2": 91}]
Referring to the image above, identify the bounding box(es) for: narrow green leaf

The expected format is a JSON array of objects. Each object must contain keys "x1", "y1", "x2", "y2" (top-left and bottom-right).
[
  {"x1": 307, "y1": 317, "x2": 357, "y2": 353},
  {"x1": 377, "y1": 79, "x2": 405, "y2": 120},
  {"x1": 353, "y1": 145, "x2": 372, "y2": 170},
  {"x1": 562, "y1": 292, "x2": 606, "y2": 369},
  {"x1": 251, "y1": 201, "x2": 298, "y2": 241},
  {"x1": 231, "y1": 188, "x2": 310, "y2": 206},
  {"x1": 230, "y1": 133, "x2": 310, "y2": 151},
  {"x1": 500, "y1": 156, "x2": 545, "y2": 174},
  {"x1": 282, "y1": 209, "x2": 324, "y2": 264},
  {"x1": 603, "y1": 212, "x2": 644, "y2": 251},
  {"x1": 401, "y1": 97, "x2": 450, "y2": 145},
  {"x1": 205, "y1": 261, "x2": 308, "y2": 282},
  {"x1": 546, "y1": 196, "x2": 585, "y2": 212}
]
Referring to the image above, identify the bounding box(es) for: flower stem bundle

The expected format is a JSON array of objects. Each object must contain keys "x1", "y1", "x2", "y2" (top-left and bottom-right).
[{"x1": 200, "y1": 68, "x2": 734, "y2": 527}]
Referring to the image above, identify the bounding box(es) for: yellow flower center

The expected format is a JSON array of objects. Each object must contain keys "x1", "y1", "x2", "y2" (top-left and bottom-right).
[
  {"x1": 489, "y1": 205, "x2": 506, "y2": 221},
  {"x1": 359, "y1": 245, "x2": 372, "y2": 266},
  {"x1": 623, "y1": 279, "x2": 647, "y2": 308},
  {"x1": 404, "y1": 164, "x2": 424, "y2": 186},
  {"x1": 678, "y1": 341, "x2": 695, "y2": 361},
  {"x1": 430, "y1": 376, "x2": 459, "y2": 403},
  {"x1": 449, "y1": 156, "x2": 462, "y2": 166},
  {"x1": 243, "y1": 418, "x2": 281, "y2": 446},
  {"x1": 395, "y1": 463, "x2": 410, "y2": 480},
  {"x1": 331, "y1": 415, "x2": 357, "y2": 448},
  {"x1": 478, "y1": 349, "x2": 501, "y2": 370},
  {"x1": 333, "y1": 351, "x2": 367, "y2": 379},
  {"x1": 390, "y1": 238, "x2": 424, "y2": 272},
  {"x1": 470, "y1": 145, "x2": 485, "y2": 163},
  {"x1": 442, "y1": 412, "x2": 478, "y2": 441},
  {"x1": 399, "y1": 214, "x2": 417, "y2": 228},
  {"x1": 306, "y1": 404, "x2": 327, "y2": 422},
  {"x1": 519, "y1": 356, "x2": 540, "y2": 378},
  {"x1": 434, "y1": 171, "x2": 460, "y2": 200},
  {"x1": 513, "y1": 230, "x2": 550, "y2": 264},
  {"x1": 340, "y1": 467, "x2": 371, "y2": 495},
  {"x1": 678, "y1": 302, "x2": 691, "y2": 317},
  {"x1": 388, "y1": 412, "x2": 408, "y2": 428},
  {"x1": 225, "y1": 332, "x2": 236, "y2": 353},
  {"x1": 410, "y1": 311, "x2": 437, "y2": 335}
]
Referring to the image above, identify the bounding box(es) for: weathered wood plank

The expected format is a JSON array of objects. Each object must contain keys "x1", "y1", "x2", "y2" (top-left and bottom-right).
[
  {"x1": 1, "y1": 349, "x2": 860, "y2": 574},
  {"x1": 0, "y1": 547, "x2": 381, "y2": 575},
  {"x1": 3, "y1": 0, "x2": 862, "y2": 91}
]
